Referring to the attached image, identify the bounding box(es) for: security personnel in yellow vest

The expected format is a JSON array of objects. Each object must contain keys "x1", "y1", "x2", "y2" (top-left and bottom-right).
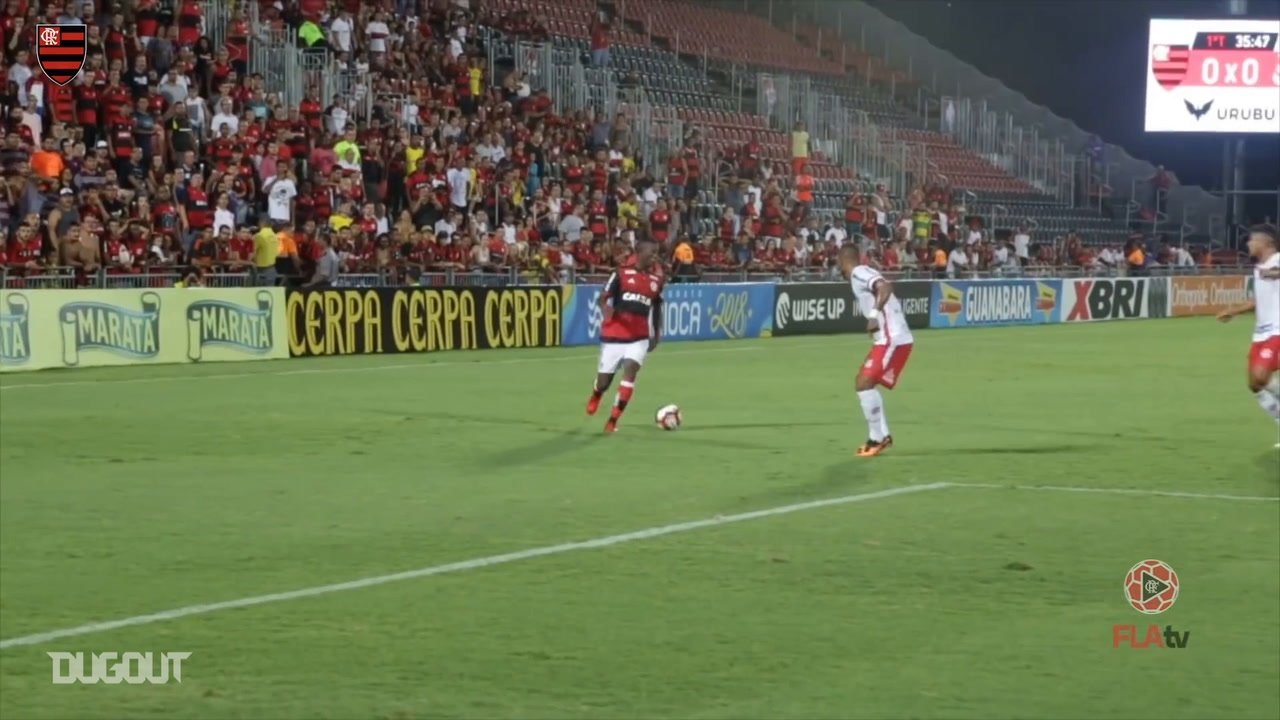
[{"x1": 252, "y1": 219, "x2": 280, "y2": 286}]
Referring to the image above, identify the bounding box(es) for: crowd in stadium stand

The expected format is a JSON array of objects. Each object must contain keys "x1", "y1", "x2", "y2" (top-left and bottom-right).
[{"x1": 0, "y1": 0, "x2": 1199, "y2": 289}]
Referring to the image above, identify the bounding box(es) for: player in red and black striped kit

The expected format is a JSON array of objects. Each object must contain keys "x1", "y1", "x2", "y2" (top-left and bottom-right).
[{"x1": 586, "y1": 238, "x2": 664, "y2": 433}]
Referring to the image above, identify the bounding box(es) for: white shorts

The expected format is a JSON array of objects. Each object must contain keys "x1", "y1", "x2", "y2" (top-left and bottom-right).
[{"x1": 598, "y1": 340, "x2": 649, "y2": 373}]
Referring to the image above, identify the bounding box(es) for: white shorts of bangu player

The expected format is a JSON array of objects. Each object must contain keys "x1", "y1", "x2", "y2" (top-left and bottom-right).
[{"x1": 598, "y1": 340, "x2": 649, "y2": 373}]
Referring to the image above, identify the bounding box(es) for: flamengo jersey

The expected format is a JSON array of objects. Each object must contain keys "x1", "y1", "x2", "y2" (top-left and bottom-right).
[
  {"x1": 602, "y1": 268, "x2": 664, "y2": 343},
  {"x1": 851, "y1": 265, "x2": 913, "y2": 346},
  {"x1": 1253, "y1": 253, "x2": 1280, "y2": 341}
]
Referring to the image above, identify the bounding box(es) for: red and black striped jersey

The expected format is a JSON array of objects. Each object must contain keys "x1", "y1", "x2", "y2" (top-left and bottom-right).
[
  {"x1": 649, "y1": 210, "x2": 670, "y2": 242},
  {"x1": 601, "y1": 267, "x2": 663, "y2": 343}
]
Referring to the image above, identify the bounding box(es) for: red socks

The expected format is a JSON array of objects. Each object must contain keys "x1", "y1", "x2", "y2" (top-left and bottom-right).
[{"x1": 609, "y1": 381, "x2": 635, "y2": 421}]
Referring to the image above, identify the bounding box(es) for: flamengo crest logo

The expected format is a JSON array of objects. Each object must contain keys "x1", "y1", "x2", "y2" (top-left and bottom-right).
[
  {"x1": 1124, "y1": 559, "x2": 1179, "y2": 614},
  {"x1": 35, "y1": 24, "x2": 88, "y2": 87},
  {"x1": 1151, "y1": 44, "x2": 1190, "y2": 90}
]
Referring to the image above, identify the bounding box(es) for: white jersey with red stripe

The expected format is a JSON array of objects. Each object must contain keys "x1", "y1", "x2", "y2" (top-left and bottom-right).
[
  {"x1": 1254, "y1": 252, "x2": 1280, "y2": 341},
  {"x1": 850, "y1": 265, "x2": 913, "y2": 346}
]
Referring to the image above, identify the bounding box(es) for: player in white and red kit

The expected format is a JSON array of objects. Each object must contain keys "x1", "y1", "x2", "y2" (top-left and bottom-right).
[
  {"x1": 586, "y1": 238, "x2": 664, "y2": 433},
  {"x1": 1217, "y1": 224, "x2": 1280, "y2": 446},
  {"x1": 840, "y1": 245, "x2": 914, "y2": 457}
]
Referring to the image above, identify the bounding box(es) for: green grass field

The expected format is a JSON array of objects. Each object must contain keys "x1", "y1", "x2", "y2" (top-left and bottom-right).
[{"x1": 0, "y1": 318, "x2": 1277, "y2": 720}]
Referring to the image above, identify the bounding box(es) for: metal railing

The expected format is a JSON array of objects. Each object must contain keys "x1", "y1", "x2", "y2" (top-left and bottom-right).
[
  {"x1": 245, "y1": 3, "x2": 367, "y2": 114},
  {"x1": 2, "y1": 262, "x2": 1252, "y2": 291},
  {"x1": 797, "y1": 0, "x2": 1225, "y2": 236},
  {"x1": 0, "y1": 269, "x2": 257, "y2": 289},
  {"x1": 487, "y1": 36, "x2": 683, "y2": 172},
  {"x1": 754, "y1": 71, "x2": 944, "y2": 194},
  {"x1": 935, "y1": 95, "x2": 1075, "y2": 204},
  {"x1": 197, "y1": 0, "x2": 232, "y2": 52}
]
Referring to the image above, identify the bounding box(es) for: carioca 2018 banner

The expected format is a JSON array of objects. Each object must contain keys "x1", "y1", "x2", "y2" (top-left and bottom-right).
[{"x1": 562, "y1": 283, "x2": 774, "y2": 346}]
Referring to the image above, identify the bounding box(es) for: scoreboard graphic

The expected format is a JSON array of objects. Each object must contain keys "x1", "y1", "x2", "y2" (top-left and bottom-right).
[{"x1": 1145, "y1": 18, "x2": 1280, "y2": 133}]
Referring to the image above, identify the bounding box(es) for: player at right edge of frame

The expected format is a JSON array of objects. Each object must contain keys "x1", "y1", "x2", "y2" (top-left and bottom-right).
[
  {"x1": 1216, "y1": 223, "x2": 1280, "y2": 448},
  {"x1": 840, "y1": 245, "x2": 915, "y2": 457}
]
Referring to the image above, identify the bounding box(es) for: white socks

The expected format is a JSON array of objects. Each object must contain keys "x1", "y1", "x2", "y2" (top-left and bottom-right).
[
  {"x1": 857, "y1": 389, "x2": 889, "y2": 441},
  {"x1": 1257, "y1": 388, "x2": 1280, "y2": 422}
]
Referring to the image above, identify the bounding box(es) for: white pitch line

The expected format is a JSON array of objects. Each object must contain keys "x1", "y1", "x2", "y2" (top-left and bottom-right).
[
  {"x1": 949, "y1": 482, "x2": 1280, "y2": 503},
  {"x1": 0, "y1": 483, "x2": 947, "y2": 650},
  {"x1": 0, "y1": 343, "x2": 789, "y2": 392}
]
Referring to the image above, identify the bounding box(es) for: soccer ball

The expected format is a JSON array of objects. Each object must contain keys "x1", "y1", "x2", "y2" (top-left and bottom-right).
[{"x1": 655, "y1": 404, "x2": 682, "y2": 430}]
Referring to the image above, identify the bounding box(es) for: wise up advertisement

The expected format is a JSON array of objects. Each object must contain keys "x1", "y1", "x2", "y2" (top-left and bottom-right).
[
  {"x1": 772, "y1": 281, "x2": 931, "y2": 336},
  {"x1": 0, "y1": 288, "x2": 288, "y2": 372}
]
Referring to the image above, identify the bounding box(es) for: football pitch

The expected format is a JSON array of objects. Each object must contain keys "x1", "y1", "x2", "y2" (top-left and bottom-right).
[{"x1": 0, "y1": 318, "x2": 1277, "y2": 720}]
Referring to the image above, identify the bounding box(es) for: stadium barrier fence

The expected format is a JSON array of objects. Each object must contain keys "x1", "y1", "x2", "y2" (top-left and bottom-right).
[
  {"x1": 772, "y1": 281, "x2": 932, "y2": 336},
  {"x1": 561, "y1": 283, "x2": 775, "y2": 346},
  {"x1": 285, "y1": 286, "x2": 568, "y2": 357},
  {"x1": 766, "y1": 273, "x2": 1251, "y2": 337},
  {"x1": 283, "y1": 283, "x2": 776, "y2": 357},
  {"x1": 1167, "y1": 275, "x2": 1254, "y2": 318},
  {"x1": 0, "y1": 288, "x2": 289, "y2": 372},
  {"x1": 0, "y1": 274, "x2": 1253, "y2": 371},
  {"x1": 0, "y1": 264, "x2": 1257, "y2": 291}
]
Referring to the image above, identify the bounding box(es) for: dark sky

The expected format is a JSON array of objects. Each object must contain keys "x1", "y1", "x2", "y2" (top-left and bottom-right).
[{"x1": 863, "y1": 0, "x2": 1280, "y2": 221}]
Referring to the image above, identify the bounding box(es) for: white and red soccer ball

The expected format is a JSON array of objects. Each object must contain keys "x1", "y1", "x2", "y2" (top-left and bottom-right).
[
  {"x1": 1124, "y1": 559, "x2": 1180, "y2": 614},
  {"x1": 655, "y1": 404, "x2": 682, "y2": 430}
]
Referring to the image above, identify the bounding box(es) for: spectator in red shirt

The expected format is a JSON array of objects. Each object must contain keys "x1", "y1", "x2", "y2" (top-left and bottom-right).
[{"x1": 589, "y1": 13, "x2": 611, "y2": 68}]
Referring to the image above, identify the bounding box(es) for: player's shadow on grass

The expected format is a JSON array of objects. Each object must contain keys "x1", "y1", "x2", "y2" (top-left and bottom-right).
[
  {"x1": 898, "y1": 419, "x2": 1160, "y2": 442},
  {"x1": 397, "y1": 410, "x2": 548, "y2": 430},
  {"x1": 428, "y1": 410, "x2": 783, "y2": 451},
  {"x1": 742, "y1": 443, "x2": 1087, "y2": 507},
  {"x1": 447, "y1": 412, "x2": 782, "y2": 472},
  {"x1": 731, "y1": 460, "x2": 876, "y2": 508},
  {"x1": 1257, "y1": 451, "x2": 1280, "y2": 481},
  {"x1": 678, "y1": 421, "x2": 838, "y2": 432},
  {"x1": 474, "y1": 429, "x2": 606, "y2": 471},
  {"x1": 892, "y1": 444, "x2": 1088, "y2": 457}
]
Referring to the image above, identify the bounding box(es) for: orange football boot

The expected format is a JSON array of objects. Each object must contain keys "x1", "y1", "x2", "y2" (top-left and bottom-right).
[{"x1": 856, "y1": 436, "x2": 893, "y2": 457}]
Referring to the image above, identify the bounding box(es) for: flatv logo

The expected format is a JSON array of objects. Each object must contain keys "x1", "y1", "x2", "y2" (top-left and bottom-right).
[{"x1": 1124, "y1": 559, "x2": 1179, "y2": 614}]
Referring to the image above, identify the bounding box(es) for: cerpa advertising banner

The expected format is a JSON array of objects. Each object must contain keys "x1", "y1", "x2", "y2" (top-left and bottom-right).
[
  {"x1": 561, "y1": 283, "x2": 773, "y2": 347},
  {"x1": 772, "y1": 282, "x2": 931, "y2": 336},
  {"x1": 1169, "y1": 275, "x2": 1250, "y2": 317},
  {"x1": 1062, "y1": 278, "x2": 1152, "y2": 322},
  {"x1": 929, "y1": 279, "x2": 1063, "y2": 328},
  {"x1": 0, "y1": 288, "x2": 288, "y2": 372},
  {"x1": 286, "y1": 286, "x2": 566, "y2": 356}
]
